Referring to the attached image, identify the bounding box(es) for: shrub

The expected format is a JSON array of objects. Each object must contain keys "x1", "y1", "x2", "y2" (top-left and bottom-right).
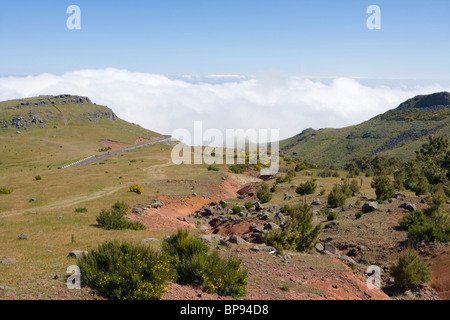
[
  {"x1": 161, "y1": 229, "x2": 209, "y2": 281},
  {"x1": 257, "y1": 183, "x2": 272, "y2": 204},
  {"x1": 162, "y1": 230, "x2": 247, "y2": 298},
  {"x1": 34, "y1": 175, "x2": 42, "y2": 181},
  {"x1": 74, "y1": 207, "x2": 88, "y2": 213},
  {"x1": 207, "y1": 165, "x2": 219, "y2": 172},
  {"x1": 270, "y1": 184, "x2": 277, "y2": 193},
  {"x1": 390, "y1": 249, "x2": 430, "y2": 291},
  {"x1": 77, "y1": 241, "x2": 176, "y2": 300},
  {"x1": 355, "y1": 211, "x2": 363, "y2": 219},
  {"x1": 349, "y1": 180, "x2": 360, "y2": 194},
  {"x1": 398, "y1": 208, "x2": 450, "y2": 243},
  {"x1": 244, "y1": 202, "x2": 253, "y2": 210},
  {"x1": 295, "y1": 180, "x2": 317, "y2": 195},
  {"x1": 328, "y1": 184, "x2": 351, "y2": 208},
  {"x1": 232, "y1": 206, "x2": 242, "y2": 214},
  {"x1": 371, "y1": 176, "x2": 395, "y2": 201},
  {"x1": 229, "y1": 164, "x2": 248, "y2": 174},
  {"x1": 263, "y1": 204, "x2": 321, "y2": 253},
  {"x1": 182, "y1": 250, "x2": 247, "y2": 298},
  {"x1": 0, "y1": 187, "x2": 13, "y2": 195},
  {"x1": 129, "y1": 184, "x2": 144, "y2": 195},
  {"x1": 96, "y1": 201, "x2": 145, "y2": 230},
  {"x1": 326, "y1": 211, "x2": 337, "y2": 221},
  {"x1": 220, "y1": 202, "x2": 227, "y2": 208}
]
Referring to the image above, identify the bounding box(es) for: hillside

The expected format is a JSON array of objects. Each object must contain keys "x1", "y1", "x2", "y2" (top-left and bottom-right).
[
  {"x1": 280, "y1": 92, "x2": 450, "y2": 167},
  {"x1": 0, "y1": 95, "x2": 162, "y2": 168}
]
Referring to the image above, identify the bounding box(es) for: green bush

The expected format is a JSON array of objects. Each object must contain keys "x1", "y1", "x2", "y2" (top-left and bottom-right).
[
  {"x1": 349, "y1": 180, "x2": 360, "y2": 194},
  {"x1": 162, "y1": 230, "x2": 247, "y2": 298},
  {"x1": 371, "y1": 176, "x2": 395, "y2": 201},
  {"x1": 295, "y1": 180, "x2": 317, "y2": 195},
  {"x1": 96, "y1": 201, "x2": 145, "y2": 230},
  {"x1": 129, "y1": 184, "x2": 144, "y2": 195},
  {"x1": 74, "y1": 207, "x2": 88, "y2": 213},
  {"x1": 207, "y1": 165, "x2": 219, "y2": 172},
  {"x1": 244, "y1": 202, "x2": 253, "y2": 210},
  {"x1": 326, "y1": 211, "x2": 337, "y2": 221},
  {"x1": 34, "y1": 175, "x2": 42, "y2": 181},
  {"x1": 232, "y1": 206, "x2": 242, "y2": 214},
  {"x1": 0, "y1": 187, "x2": 13, "y2": 195},
  {"x1": 257, "y1": 183, "x2": 272, "y2": 204},
  {"x1": 263, "y1": 204, "x2": 321, "y2": 253},
  {"x1": 398, "y1": 209, "x2": 450, "y2": 243},
  {"x1": 328, "y1": 184, "x2": 351, "y2": 208},
  {"x1": 355, "y1": 211, "x2": 363, "y2": 219},
  {"x1": 390, "y1": 249, "x2": 430, "y2": 291},
  {"x1": 77, "y1": 241, "x2": 176, "y2": 300}
]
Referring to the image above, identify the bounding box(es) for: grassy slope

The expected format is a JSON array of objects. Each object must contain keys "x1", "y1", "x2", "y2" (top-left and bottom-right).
[{"x1": 280, "y1": 106, "x2": 450, "y2": 167}]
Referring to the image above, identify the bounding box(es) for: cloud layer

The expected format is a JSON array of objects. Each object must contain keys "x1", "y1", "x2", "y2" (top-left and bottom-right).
[{"x1": 0, "y1": 68, "x2": 448, "y2": 144}]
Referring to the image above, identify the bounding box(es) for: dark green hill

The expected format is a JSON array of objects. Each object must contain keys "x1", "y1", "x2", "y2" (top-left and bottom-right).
[{"x1": 280, "y1": 92, "x2": 450, "y2": 167}]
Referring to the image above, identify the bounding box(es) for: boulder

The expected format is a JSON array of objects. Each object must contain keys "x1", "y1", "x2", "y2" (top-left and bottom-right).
[
  {"x1": 228, "y1": 235, "x2": 247, "y2": 245},
  {"x1": 263, "y1": 222, "x2": 280, "y2": 230},
  {"x1": 275, "y1": 212, "x2": 286, "y2": 223},
  {"x1": 132, "y1": 207, "x2": 143, "y2": 214},
  {"x1": 250, "y1": 244, "x2": 276, "y2": 253},
  {"x1": 362, "y1": 202, "x2": 378, "y2": 213},
  {"x1": 325, "y1": 220, "x2": 339, "y2": 228},
  {"x1": 140, "y1": 238, "x2": 158, "y2": 244},
  {"x1": 254, "y1": 202, "x2": 263, "y2": 211},
  {"x1": 151, "y1": 201, "x2": 164, "y2": 209},
  {"x1": 399, "y1": 202, "x2": 417, "y2": 212},
  {"x1": 1, "y1": 257, "x2": 18, "y2": 264},
  {"x1": 18, "y1": 234, "x2": 28, "y2": 240},
  {"x1": 324, "y1": 242, "x2": 338, "y2": 255},
  {"x1": 311, "y1": 198, "x2": 321, "y2": 206},
  {"x1": 315, "y1": 243, "x2": 324, "y2": 252},
  {"x1": 68, "y1": 250, "x2": 88, "y2": 259}
]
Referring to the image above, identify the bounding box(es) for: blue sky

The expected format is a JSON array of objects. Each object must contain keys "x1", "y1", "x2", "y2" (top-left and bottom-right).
[{"x1": 0, "y1": 0, "x2": 449, "y2": 79}]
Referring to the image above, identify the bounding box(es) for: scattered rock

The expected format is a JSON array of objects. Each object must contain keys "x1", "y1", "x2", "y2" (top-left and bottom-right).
[
  {"x1": 177, "y1": 216, "x2": 187, "y2": 222},
  {"x1": 228, "y1": 235, "x2": 247, "y2": 245},
  {"x1": 1, "y1": 257, "x2": 18, "y2": 264},
  {"x1": 324, "y1": 242, "x2": 338, "y2": 255},
  {"x1": 140, "y1": 238, "x2": 158, "y2": 244},
  {"x1": 399, "y1": 202, "x2": 417, "y2": 212},
  {"x1": 362, "y1": 202, "x2": 378, "y2": 213},
  {"x1": 68, "y1": 250, "x2": 88, "y2": 259},
  {"x1": 132, "y1": 207, "x2": 143, "y2": 214},
  {"x1": 264, "y1": 222, "x2": 280, "y2": 230},
  {"x1": 311, "y1": 198, "x2": 321, "y2": 206},
  {"x1": 325, "y1": 221, "x2": 339, "y2": 228},
  {"x1": 315, "y1": 243, "x2": 324, "y2": 252},
  {"x1": 250, "y1": 244, "x2": 276, "y2": 253},
  {"x1": 18, "y1": 234, "x2": 28, "y2": 240}
]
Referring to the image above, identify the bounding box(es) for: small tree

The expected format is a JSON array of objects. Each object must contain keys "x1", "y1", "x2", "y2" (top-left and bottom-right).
[
  {"x1": 257, "y1": 183, "x2": 272, "y2": 204},
  {"x1": 371, "y1": 176, "x2": 395, "y2": 201},
  {"x1": 263, "y1": 204, "x2": 321, "y2": 252},
  {"x1": 390, "y1": 249, "x2": 430, "y2": 291},
  {"x1": 328, "y1": 184, "x2": 351, "y2": 208},
  {"x1": 295, "y1": 180, "x2": 317, "y2": 195}
]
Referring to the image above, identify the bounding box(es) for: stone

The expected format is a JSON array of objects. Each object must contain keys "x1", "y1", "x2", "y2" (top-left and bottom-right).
[
  {"x1": 264, "y1": 222, "x2": 280, "y2": 230},
  {"x1": 399, "y1": 202, "x2": 417, "y2": 212},
  {"x1": 140, "y1": 238, "x2": 158, "y2": 244},
  {"x1": 68, "y1": 250, "x2": 88, "y2": 259},
  {"x1": 1, "y1": 257, "x2": 18, "y2": 264},
  {"x1": 254, "y1": 202, "x2": 263, "y2": 211},
  {"x1": 250, "y1": 244, "x2": 276, "y2": 253},
  {"x1": 324, "y1": 242, "x2": 338, "y2": 255},
  {"x1": 311, "y1": 198, "x2": 321, "y2": 206},
  {"x1": 177, "y1": 216, "x2": 186, "y2": 222},
  {"x1": 151, "y1": 201, "x2": 164, "y2": 209},
  {"x1": 0, "y1": 286, "x2": 12, "y2": 290},
  {"x1": 18, "y1": 234, "x2": 28, "y2": 240},
  {"x1": 339, "y1": 255, "x2": 357, "y2": 266},
  {"x1": 132, "y1": 207, "x2": 143, "y2": 214},
  {"x1": 362, "y1": 202, "x2": 378, "y2": 213},
  {"x1": 29, "y1": 198, "x2": 37, "y2": 202},
  {"x1": 325, "y1": 221, "x2": 339, "y2": 228},
  {"x1": 315, "y1": 243, "x2": 324, "y2": 252},
  {"x1": 228, "y1": 235, "x2": 247, "y2": 245},
  {"x1": 275, "y1": 212, "x2": 286, "y2": 223}
]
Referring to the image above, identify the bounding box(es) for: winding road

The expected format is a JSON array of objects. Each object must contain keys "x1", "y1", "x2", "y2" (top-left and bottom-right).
[{"x1": 62, "y1": 135, "x2": 172, "y2": 169}]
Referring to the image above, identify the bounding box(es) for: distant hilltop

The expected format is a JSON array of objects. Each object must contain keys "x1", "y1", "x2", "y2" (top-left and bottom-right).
[{"x1": 0, "y1": 95, "x2": 117, "y2": 130}]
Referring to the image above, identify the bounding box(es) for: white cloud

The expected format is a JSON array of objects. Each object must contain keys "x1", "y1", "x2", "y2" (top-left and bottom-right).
[{"x1": 0, "y1": 68, "x2": 448, "y2": 144}]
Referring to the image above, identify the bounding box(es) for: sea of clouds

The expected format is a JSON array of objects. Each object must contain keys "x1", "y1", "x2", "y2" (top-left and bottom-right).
[{"x1": 0, "y1": 68, "x2": 448, "y2": 144}]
